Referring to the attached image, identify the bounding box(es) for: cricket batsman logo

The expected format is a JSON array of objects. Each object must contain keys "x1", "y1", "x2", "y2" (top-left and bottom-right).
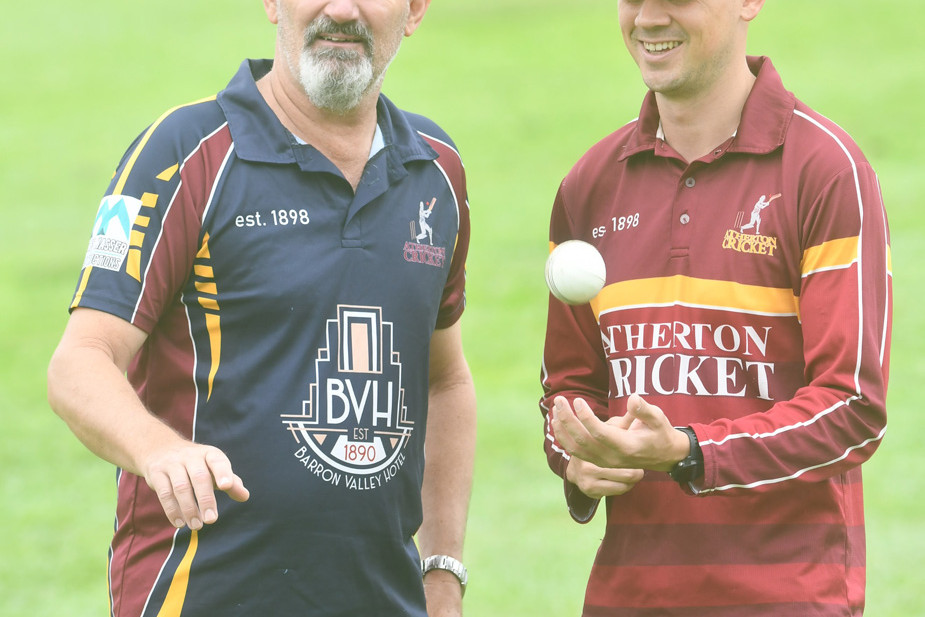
[
  {"x1": 739, "y1": 193, "x2": 781, "y2": 235},
  {"x1": 414, "y1": 197, "x2": 436, "y2": 245},
  {"x1": 282, "y1": 306, "x2": 414, "y2": 490},
  {"x1": 404, "y1": 196, "x2": 446, "y2": 267},
  {"x1": 722, "y1": 192, "x2": 781, "y2": 257}
]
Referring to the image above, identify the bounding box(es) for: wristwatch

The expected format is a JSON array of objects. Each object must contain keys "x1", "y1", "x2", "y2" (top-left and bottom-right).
[
  {"x1": 668, "y1": 427, "x2": 703, "y2": 488},
  {"x1": 422, "y1": 554, "x2": 468, "y2": 596}
]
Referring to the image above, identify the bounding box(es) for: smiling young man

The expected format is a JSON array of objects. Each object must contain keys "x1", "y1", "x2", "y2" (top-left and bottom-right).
[
  {"x1": 540, "y1": 0, "x2": 891, "y2": 615},
  {"x1": 48, "y1": 1, "x2": 475, "y2": 616}
]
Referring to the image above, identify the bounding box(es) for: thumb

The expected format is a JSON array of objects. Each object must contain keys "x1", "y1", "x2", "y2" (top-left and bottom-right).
[
  {"x1": 626, "y1": 393, "x2": 664, "y2": 428},
  {"x1": 608, "y1": 409, "x2": 636, "y2": 430}
]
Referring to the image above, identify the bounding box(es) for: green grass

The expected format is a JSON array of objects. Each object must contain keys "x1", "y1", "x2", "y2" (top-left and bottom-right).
[{"x1": 2, "y1": 1, "x2": 923, "y2": 615}]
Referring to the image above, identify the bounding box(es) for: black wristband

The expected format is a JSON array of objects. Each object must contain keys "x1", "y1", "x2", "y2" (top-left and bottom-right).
[{"x1": 668, "y1": 427, "x2": 703, "y2": 487}]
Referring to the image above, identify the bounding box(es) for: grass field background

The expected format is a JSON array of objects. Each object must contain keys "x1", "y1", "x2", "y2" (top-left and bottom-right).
[{"x1": 2, "y1": 1, "x2": 923, "y2": 615}]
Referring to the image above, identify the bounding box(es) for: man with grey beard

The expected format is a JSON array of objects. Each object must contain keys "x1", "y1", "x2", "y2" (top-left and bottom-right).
[
  {"x1": 293, "y1": 15, "x2": 381, "y2": 112},
  {"x1": 48, "y1": 1, "x2": 475, "y2": 616}
]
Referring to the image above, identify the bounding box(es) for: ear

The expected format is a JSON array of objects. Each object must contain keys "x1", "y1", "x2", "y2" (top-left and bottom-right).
[
  {"x1": 404, "y1": 0, "x2": 432, "y2": 37},
  {"x1": 741, "y1": 0, "x2": 766, "y2": 22},
  {"x1": 263, "y1": 0, "x2": 279, "y2": 25}
]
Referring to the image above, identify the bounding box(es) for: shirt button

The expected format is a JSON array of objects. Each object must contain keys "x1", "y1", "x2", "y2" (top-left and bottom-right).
[
  {"x1": 680, "y1": 213, "x2": 691, "y2": 225},
  {"x1": 684, "y1": 177, "x2": 696, "y2": 188}
]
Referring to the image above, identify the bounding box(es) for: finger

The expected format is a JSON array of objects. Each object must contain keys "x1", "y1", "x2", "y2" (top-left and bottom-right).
[
  {"x1": 149, "y1": 471, "x2": 186, "y2": 528},
  {"x1": 205, "y1": 449, "x2": 250, "y2": 503},
  {"x1": 551, "y1": 396, "x2": 573, "y2": 423},
  {"x1": 599, "y1": 466, "x2": 645, "y2": 484},
  {"x1": 626, "y1": 393, "x2": 666, "y2": 429},
  {"x1": 585, "y1": 480, "x2": 637, "y2": 498},
  {"x1": 187, "y1": 457, "x2": 220, "y2": 526},
  {"x1": 552, "y1": 397, "x2": 594, "y2": 454},
  {"x1": 164, "y1": 465, "x2": 203, "y2": 530},
  {"x1": 606, "y1": 410, "x2": 636, "y2": 430},
  {"x1": 223, "y1": 475, "x2": 250, "y2": 503},
  {"x1": 572, "y1": 398, "x2": 613, "y2": 442},
  {"x1": 568, "y1": 459, "x2": 643, "y2": 498},
  {"x1": 551, "y1": 396, "x2": 578, "y2": 439},
  {"x1": 587, "y1": 467, "x2": 645, "y2": 498}
]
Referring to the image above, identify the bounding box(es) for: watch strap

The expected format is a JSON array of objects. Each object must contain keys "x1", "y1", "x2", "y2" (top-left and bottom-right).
[
  {"x1": 668, "y1": 427, "x2": 703, "y2": 488},
  {"x1": 422, "y1": 554, "x2": 468, "y2": 596}
]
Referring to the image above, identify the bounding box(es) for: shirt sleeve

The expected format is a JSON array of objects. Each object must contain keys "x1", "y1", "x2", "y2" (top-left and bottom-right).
[
  {"x1": 539, "y1": 180, "x2": 610, "y2": 522},
  {"x1": 431, "y1": 142, "x2": 471, "y2": 330},
  {"x1": 69, "y1": 103, "x2": 222, "y2": 333},
  {"x1": 696, "y1": 159, "x2": 891, "y2": 493}
]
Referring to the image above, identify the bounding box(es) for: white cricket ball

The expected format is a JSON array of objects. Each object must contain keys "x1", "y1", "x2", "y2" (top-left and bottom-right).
[{"x1": 544, "y1": 240, "x2": 607, "y2": 305}]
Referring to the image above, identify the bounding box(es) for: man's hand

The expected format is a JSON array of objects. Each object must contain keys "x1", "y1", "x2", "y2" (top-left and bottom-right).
[
  {"x1": 561, "y1": 405, "x2": 644, "y2": 497},
  {"x1": 142, "y1": 442, "x2": 250, "y2": 530},
  {"x1": 551, "y1": 394, "x2": 690, "y2": 472},
  {"x1": 565, "y1": 456, "x2": 645, "y2": 499},
  {"x1": 48, "y1": 308, "x2": 251, "y2": 531}
]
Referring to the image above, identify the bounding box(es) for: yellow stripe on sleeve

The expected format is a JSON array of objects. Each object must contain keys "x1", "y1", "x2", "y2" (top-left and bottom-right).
[
  {"x1": 156, "y1": 164, "x2": 180, "y2": 182},
  {"x1": 198, "y1": 297, "x2": 219, "y2": 311},
  {"x1": 70, "y1": 267, "x2": 93, "y2": 309},
  {"x1": 195, "y1": 281, "x2": 218, "y2": 296},
  {"x1": 140, "y1": 192, "x2": 159, "y2": 209},
  {"x1": 112, "y1": 96, "x2": 216, "y2": 196},
  {"x1": 126, "y1": 250, "x2": 142, "y2": 282},
  {"x1": 130, "y1": 229, "x2": 145, "y2": 248},
  {"x1": 205, "y1": 312, "x2": 222, "y2": 401},
  {"x1": 801, "y1": 237, "x2": 858, "y2": 276}
]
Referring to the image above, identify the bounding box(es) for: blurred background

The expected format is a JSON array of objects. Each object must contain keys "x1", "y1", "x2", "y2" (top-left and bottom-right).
[{"x1": 2, "y1": 1, "x2": 922, "y2": 615}]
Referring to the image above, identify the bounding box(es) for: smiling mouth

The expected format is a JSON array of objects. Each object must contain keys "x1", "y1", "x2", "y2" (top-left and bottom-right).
[
  {"x1": 317, "y1": 34, "x2": 365, "y2": 45},
  {"x1": 643, "y1": 41, "x2": 681, "y2": 53}
]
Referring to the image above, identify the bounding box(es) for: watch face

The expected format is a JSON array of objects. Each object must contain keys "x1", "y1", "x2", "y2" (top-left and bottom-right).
[{"x1": 670, "y1": 455, "x2": 703, "y2": 484}]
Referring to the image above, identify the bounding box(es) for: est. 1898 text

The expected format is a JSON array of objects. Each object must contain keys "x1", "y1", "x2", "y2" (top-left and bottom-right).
[{"x1": 235, "y1": 209, "x2": 310, "y2": 228}]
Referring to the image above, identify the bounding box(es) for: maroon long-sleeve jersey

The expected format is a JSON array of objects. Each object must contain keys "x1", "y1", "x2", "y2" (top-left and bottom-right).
[{"x1": 540, "y1": 57, "x2": 891, "y2": 616}]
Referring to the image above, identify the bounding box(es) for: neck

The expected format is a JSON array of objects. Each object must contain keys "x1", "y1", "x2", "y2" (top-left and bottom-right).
[
  {"x1": 655, "y1": 60, "x2": 756, "y2": 163},
  {"x1": 257, "y1": 65, "x2": 380, "y2": 189}
]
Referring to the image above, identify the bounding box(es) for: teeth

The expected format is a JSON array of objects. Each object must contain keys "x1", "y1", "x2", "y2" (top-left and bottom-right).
[{"x1": 644, "y1": 41, "x2": 680, "y2": 52}]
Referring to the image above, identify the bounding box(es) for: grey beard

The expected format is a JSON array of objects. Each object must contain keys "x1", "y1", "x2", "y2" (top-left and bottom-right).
[{"x1": 298, "y1": 46, "x2": 375, "y2": 114}]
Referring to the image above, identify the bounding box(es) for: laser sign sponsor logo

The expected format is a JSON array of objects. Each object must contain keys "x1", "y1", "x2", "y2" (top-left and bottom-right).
[
  {"x1": 82, "y1": 195, "x2": 143, "y2": 271},
  {"x1": 602, "y1": 321, "x2": 776, "y2": 401},
  {"x1": 723, "y1": 193, "x2": 781, "y2": 257},
  {"x1": 281, "y1": 306, "x2": 414, "y2": 490}
]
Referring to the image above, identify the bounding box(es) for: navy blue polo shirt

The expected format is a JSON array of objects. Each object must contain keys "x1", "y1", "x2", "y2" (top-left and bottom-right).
[{"x1": 71, "y1": 59, "x2": 470, "y2": 617}]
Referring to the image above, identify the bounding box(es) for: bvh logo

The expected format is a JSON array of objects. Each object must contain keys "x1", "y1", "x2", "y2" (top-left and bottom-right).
[{"x1": 282, "y1": 306, "x2": 414, "y2": 491}]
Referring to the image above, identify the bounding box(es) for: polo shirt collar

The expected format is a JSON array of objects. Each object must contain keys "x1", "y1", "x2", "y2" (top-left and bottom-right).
[
  {"x1": 620, "y1": 56, "x2": 796, "y2": 161},
  {"x1": 217, "y1": 59, "x2": 437, "y2": 175}
]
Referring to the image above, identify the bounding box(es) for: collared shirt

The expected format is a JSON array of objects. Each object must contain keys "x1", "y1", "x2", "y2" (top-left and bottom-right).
[
  {"x1": 541, "y1": 56, "x2": 890, "y2": 616},
  {"x1": 72, "y1": 58, "x2": 470, "y2": 617}
]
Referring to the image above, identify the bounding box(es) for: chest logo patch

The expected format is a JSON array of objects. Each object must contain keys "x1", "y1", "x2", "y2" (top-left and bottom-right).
[
  {"x1": 723, "y1": 193, "x2": 781, "y2": 257},
  {"x1": 404, "y1": 197, "x2": 446, "y2": 267},
  {"x1": 281, "y1": 305, "x2": 414, "y2": 490}
]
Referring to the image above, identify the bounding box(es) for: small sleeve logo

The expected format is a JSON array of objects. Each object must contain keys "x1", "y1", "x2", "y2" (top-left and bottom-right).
[{"x1": 82, "y1": 195, "x2": 144, "y2": 271}]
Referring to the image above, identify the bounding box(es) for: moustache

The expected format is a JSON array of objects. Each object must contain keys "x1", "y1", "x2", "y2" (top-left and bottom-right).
[{"x1": 304, "y1": 17, "x2": 373, "y2": 54}]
